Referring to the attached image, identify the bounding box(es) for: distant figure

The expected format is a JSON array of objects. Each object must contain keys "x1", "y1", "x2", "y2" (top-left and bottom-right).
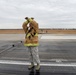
[{"x1": 22, "y1": 17, "x2": 40, "y2": 71}]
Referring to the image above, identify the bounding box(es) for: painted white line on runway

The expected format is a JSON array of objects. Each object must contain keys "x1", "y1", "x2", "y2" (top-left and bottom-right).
[
  {"x1": 41, "y1": 36, "x2": 76, "y2": 39},
  {"x1": 0, "y1": 60, "x2": 76, "y2": 67}
]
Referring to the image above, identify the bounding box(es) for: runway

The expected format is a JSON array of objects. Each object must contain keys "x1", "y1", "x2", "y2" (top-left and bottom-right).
[{"x1": 0, "y1": 34, "x2": 76, "y2": 75}]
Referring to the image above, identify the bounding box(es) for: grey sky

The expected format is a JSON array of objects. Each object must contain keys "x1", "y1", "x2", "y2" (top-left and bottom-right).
[{"x1": 0, "y1": 0, "x2": 76, "y2": 29}]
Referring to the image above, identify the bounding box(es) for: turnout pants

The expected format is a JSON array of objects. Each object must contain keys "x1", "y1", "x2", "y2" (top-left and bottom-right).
[{"x1": 27, "y1": 46, "x2": 40, "y2": 64}]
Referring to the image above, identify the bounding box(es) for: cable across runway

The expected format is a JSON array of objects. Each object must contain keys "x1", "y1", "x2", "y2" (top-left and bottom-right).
[{"x1": 0, "y1": 41, "x2": 23, "y2": 54}]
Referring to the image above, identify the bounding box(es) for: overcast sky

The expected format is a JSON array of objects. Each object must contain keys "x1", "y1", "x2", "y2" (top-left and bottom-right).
[{"x1": 0, "y1": 0, "x2": 76, "y2": 29}]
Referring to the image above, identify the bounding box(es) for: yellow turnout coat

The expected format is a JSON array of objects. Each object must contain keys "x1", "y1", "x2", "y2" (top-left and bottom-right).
[{"x1": 22, "y1": 19, "x2": 39, "y2": 46}]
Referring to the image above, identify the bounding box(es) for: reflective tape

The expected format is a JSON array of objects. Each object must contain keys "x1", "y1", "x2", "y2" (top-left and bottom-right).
[
  {"x1": 26, "y1": 33, "x2": 31, "y2": 37},
  {"x1": 24, "y1": 43, "x2": 39, "y2": 46},
  {"x1": 24, "y1": 18, "x2": 32, "y2": 25},
  {"x1": 26, "y1": 33, "x2": 38, "y2": 37},
  {"x1": 25, "y1": 21, "x2": 29, "y2": 24},
  {"x1": 28, "y1": 18, "x2": 33, "y2": 22},
  {"x1": 35, "y1": 33, "x2": 38, "y2": 36}
]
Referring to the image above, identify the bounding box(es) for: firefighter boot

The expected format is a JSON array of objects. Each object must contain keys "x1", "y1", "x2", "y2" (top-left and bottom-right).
[
  {"x1": 35, "y1": 63, "x2": 40, "y2": 71},
  {"x1": 28, "y1": 62, "x2": 34, "y2": 70}
]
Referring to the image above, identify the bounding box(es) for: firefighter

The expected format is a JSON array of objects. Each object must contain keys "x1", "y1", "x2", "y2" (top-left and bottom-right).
[{"x1": 22, "y1": 17, "x2": 40, "y2": 71}]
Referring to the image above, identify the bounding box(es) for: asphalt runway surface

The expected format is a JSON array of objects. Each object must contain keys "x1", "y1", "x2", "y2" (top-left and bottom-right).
[{"x1": 0, "y1": 34, "x2": 76, "y2": 75}]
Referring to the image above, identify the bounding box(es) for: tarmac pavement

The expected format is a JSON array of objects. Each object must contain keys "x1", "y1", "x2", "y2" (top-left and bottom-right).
[{"x1": 0, "y1": 34, "x2": 76, "y2": 75}]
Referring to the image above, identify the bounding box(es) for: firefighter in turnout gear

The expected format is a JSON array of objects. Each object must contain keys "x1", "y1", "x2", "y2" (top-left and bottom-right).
[{"x1": 22, "y1": 17, "x2": 40, "y2": 71}]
